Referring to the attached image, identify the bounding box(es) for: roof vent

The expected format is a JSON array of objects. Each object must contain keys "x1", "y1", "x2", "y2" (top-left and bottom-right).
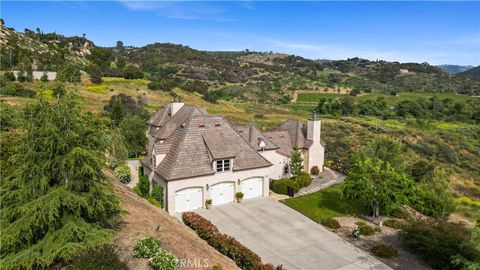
[
  {"x1": 238, "y1": 130, "x2": 243, "y2": 133},
  {"x1": 198, "y1": 124, "x2": 206, "y2": 128},
  {"x1": 214, "y1": 123, "x2": 221, "y2": 127},
  {"x1": 279, "y1": 135, "x2": 284, "y2": 138}
]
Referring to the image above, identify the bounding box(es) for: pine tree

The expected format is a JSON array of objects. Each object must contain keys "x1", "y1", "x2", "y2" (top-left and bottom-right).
[
  {"x1": 0, "y1": 91, "x2": 121, "y2": 269},
  {"x1": 289, "y1": 149, "x2": 303, "y2": 177}
]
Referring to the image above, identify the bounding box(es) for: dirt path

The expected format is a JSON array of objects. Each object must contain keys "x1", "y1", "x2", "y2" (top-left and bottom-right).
[{"x1": 111, "y1": 176, "x2": 239, "y2": 270}]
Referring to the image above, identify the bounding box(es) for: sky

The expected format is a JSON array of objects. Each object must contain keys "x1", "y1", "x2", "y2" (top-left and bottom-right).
[{"x1": 2, "y1": 1, "x2": 479, "y2": 65}]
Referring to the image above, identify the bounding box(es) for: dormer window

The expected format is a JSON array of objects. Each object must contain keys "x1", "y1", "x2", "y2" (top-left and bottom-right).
[{"x1": 215, "y1": 159, "x2": 230, "y2": 172}]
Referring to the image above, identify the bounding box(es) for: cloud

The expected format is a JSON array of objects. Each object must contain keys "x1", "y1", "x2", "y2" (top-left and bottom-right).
[{"x1": 118, "y1": 1, "x2": 236, "y2": 21}]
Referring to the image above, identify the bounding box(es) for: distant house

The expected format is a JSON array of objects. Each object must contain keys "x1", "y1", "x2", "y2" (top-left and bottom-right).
[
  {"x1": 141, "y1": 100, "x2": 325, "y2": 214},
  {"x1": 399, "y1": 69, "x2": 410, "y2": 74}
]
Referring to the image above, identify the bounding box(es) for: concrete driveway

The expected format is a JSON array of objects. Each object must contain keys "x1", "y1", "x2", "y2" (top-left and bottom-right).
[{"x1": 195, "y1": 198, "x2": 390, "y2": 270}]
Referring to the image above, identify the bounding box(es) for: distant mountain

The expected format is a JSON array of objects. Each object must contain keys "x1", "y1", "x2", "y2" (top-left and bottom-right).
[
  {"x1": 457, "y1": 66, "x2": 480, "y2": 82},
  {"x1": 437, "y1": 65, "x2": 474, "y2": 74}
]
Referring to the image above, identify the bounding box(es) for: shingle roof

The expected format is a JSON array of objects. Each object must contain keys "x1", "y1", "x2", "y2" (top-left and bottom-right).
[
  {"x1": 263, "y1": 130, "x2": 294, "y2": 157},
  {"x1": 233, "y1": 124, "x2": 278, "y2": 151},
  {"x1": 148, "y1": 115, "x2": 272, "y2": 181},
  {"x1": 263, "y1": 119, "x2": 314, "y2": 157},
  {"x1": 147, "y1": 103, "x2": 207, "y2": 140}
]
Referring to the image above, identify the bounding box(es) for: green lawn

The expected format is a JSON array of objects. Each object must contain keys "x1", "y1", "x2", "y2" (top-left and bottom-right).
[{"x1": 282, "y1": 183, "x2": 368, "y2": 222}]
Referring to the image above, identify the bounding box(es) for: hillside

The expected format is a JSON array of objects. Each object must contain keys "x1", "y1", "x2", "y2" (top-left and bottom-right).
[
  {"x1": 457, "y1": 66, "x2": 480, "y2": 82},
  {"x1": 2, "y1": 22, "x2": 480, "y2": 103}
]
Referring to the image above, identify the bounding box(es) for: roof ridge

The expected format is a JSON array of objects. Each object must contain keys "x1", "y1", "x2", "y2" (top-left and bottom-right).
[{"x1": 222, "y1": 118, "x2": 273, "y2": 168}]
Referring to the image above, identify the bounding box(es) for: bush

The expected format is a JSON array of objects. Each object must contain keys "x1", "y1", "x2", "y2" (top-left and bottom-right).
[
  {"x1": 235, "y1": 192, "x2": 244, "y2": 199},
  {"x1": 383, "y1": 219, "x2": 404, "y2": 229},
  {"x1": 151, "y1": 185, "x2": 164, "y2": 204},
  {"x1": 321, "y1": 218, "x2": 340, "y2": 230},
  {"x1": 310, "y1": 166, "x2": 320, "y2": 175},
  {"x1": 0, "y1": 82, "x2": 36, "y2": 97},
  {"x1": 294, "y1": 171, "x2": 312, "y2": 188},
  {"x1": 133, "y1": 236, "x2": 161, "y2": 258},
  {"x1": 149, "y1": 250, "x2": 179, "y2": 270},
  {"x1": 114, "y1": 165, "x2": 131, "y2": 183},
  {"x1": 68, "y1": 246, "x2": 128, "y2": 270},
  {"x1": 138, "y1": 175, "x2": 150, "y2": 196},
  {"x1": 399, "y1": 219, "x2": 477, "y2": 270},
  {"x1": 355, "y1": 221, "x2": 376, "y2": 236},
  {"x1": 371, "y1": 244, "x2": 399, "y2": 259},
  {"x1": 390, "y1": 207, "x2": 411, "y2": 219},
  {"x1": 270, "y1": 179, "x2": 300, "y2": 195},
  {"x1": 182, "y1": 212, "x2": 278, "y2": 270}
]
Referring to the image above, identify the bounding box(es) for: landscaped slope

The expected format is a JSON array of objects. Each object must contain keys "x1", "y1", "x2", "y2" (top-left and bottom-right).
[{"x1": 111, "y1": 174, "x2": 239, "y2": 270}]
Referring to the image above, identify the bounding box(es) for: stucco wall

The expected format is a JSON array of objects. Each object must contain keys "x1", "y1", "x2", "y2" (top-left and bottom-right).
[
  {"x1": 165, "y1": 166, "x2": 271, "y2": 214},
  {"x1": 260, "y1": 150, "x2": 290, "y2": 179}
]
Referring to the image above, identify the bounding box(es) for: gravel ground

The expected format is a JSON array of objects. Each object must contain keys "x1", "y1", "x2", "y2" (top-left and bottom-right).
[{"x1": 333, "y1": 217, "x2": 431, "y2": 270}]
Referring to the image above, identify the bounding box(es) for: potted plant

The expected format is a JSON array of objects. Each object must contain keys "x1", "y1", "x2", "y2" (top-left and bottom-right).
[
  {"x1": 205, "y1": 199, "x2": 212, "y2": 209},
  {"x1": 235, "y1": 192, "x2": 244, "y2": 203}
]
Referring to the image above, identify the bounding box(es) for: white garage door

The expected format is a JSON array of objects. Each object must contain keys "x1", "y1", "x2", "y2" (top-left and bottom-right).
[
  {"x1": 210, "y1": 182, "x2": 234, "y2": 206},
  {"x1": 241, "y1": 178, "x2": 263, "y2": 199},
  {"x1": 175, "y1": 188, "x2": 203, "y2": 213}
]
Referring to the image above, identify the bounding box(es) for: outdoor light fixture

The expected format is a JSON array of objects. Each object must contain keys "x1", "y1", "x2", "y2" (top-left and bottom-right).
[{"x1": 206, "y1": 184, "x2": 209, "y2": 190}]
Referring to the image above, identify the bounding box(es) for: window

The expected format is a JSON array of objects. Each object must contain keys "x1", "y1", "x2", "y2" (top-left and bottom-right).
[
  {"x1": 216, "y1": 159, "x2": 230, "y2": 172},
  {"x1": 283, "y1": 164, "x2": 289, "y2": 175}
]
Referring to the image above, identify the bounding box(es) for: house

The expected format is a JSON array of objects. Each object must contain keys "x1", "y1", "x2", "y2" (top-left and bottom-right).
[{"x1": 141, "y1": 100, "x2": 325, "y2": 214}]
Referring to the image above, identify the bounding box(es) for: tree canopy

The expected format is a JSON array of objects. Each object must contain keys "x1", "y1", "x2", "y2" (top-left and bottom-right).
[{"x1": 0, "y1": 91, "x2": 121, "y2": 269}]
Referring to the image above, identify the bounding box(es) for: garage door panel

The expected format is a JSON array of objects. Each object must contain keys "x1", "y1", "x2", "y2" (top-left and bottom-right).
[
  {"x1": 241, "y1": 178, "x2": 263, "y2": 199},
  {"x1": 210, "y1": 182, "x2": 234, "y2": 206},
  {"x1": 175, "y1": 188, "x2": 203, "y2": 213}
]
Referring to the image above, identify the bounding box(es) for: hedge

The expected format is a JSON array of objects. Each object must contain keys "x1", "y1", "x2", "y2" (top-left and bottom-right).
[
  {"x1": 182, "y1": 212, "x2": 283, "y2": 270},
  {"x1": 270, "y1": 179, "x2": 300, "y2": 195}
]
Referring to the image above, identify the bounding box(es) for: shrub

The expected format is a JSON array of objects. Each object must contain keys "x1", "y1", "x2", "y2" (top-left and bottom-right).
[
  {"x1": 391, "y1": 207, "x2": 411, "y2": 219},
  {"x1": 68, "y1": 246, "x2": 128, "y2": 270},
  {"x1": 212, "y1": 265, "x2": 222, "y2": 270},
  {"x1": 149, "y1": 250, "x2": 179, "y2": 270},
  {"x1": 147, "y1": 197, "x2": 162, "y2": 208},
  {"x1": 114, "y1": 165, "x2": 131, "y2": 183},
  {"x1": 205, "y1": 199, "x2": 212, "y2": 205},
  {"x1": 310, "y1": 166, "x2": 320, "y2": 175},
  {"x1": 270, "y1": 179, "x2": 300, "y2": 195},
  {"x1": 235, "y1": 192, "x2": 244, "y2": 199},
  {"x1": 133, "y1": 236, "x2": 161, "y2": 258},
  {"x1": 355, "y1": 221, "x2": 376, "y2": 236},
  {"x1": 138, "y1": 175, "x2": 150, "y2": 196},
  {"x1": 151, "y1": 186, "x2": 164, "y2": 204},
  {"x1": 371, "y1": 244, "x2": 399, "y2": 259},
  {"x1": 383, "y1": 219, "x2": 404, "y2": 229},
  {"x1": 294, "y1": 171, "x2": 312, "y2": 188},
  {"x1": 182, "y1": 212, "x2": 278, "y2": 270},
  {"x1": 321, "y1": 218, "x2": 340, "y2": 230},
  {"x1": 399, "y1": 219, "x2": 476, "y2": 270}
]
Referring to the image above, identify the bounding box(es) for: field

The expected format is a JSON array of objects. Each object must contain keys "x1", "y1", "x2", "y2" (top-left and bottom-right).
[{"x1": 294, "y1": 91, "x2": 475, "y2": 112}]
